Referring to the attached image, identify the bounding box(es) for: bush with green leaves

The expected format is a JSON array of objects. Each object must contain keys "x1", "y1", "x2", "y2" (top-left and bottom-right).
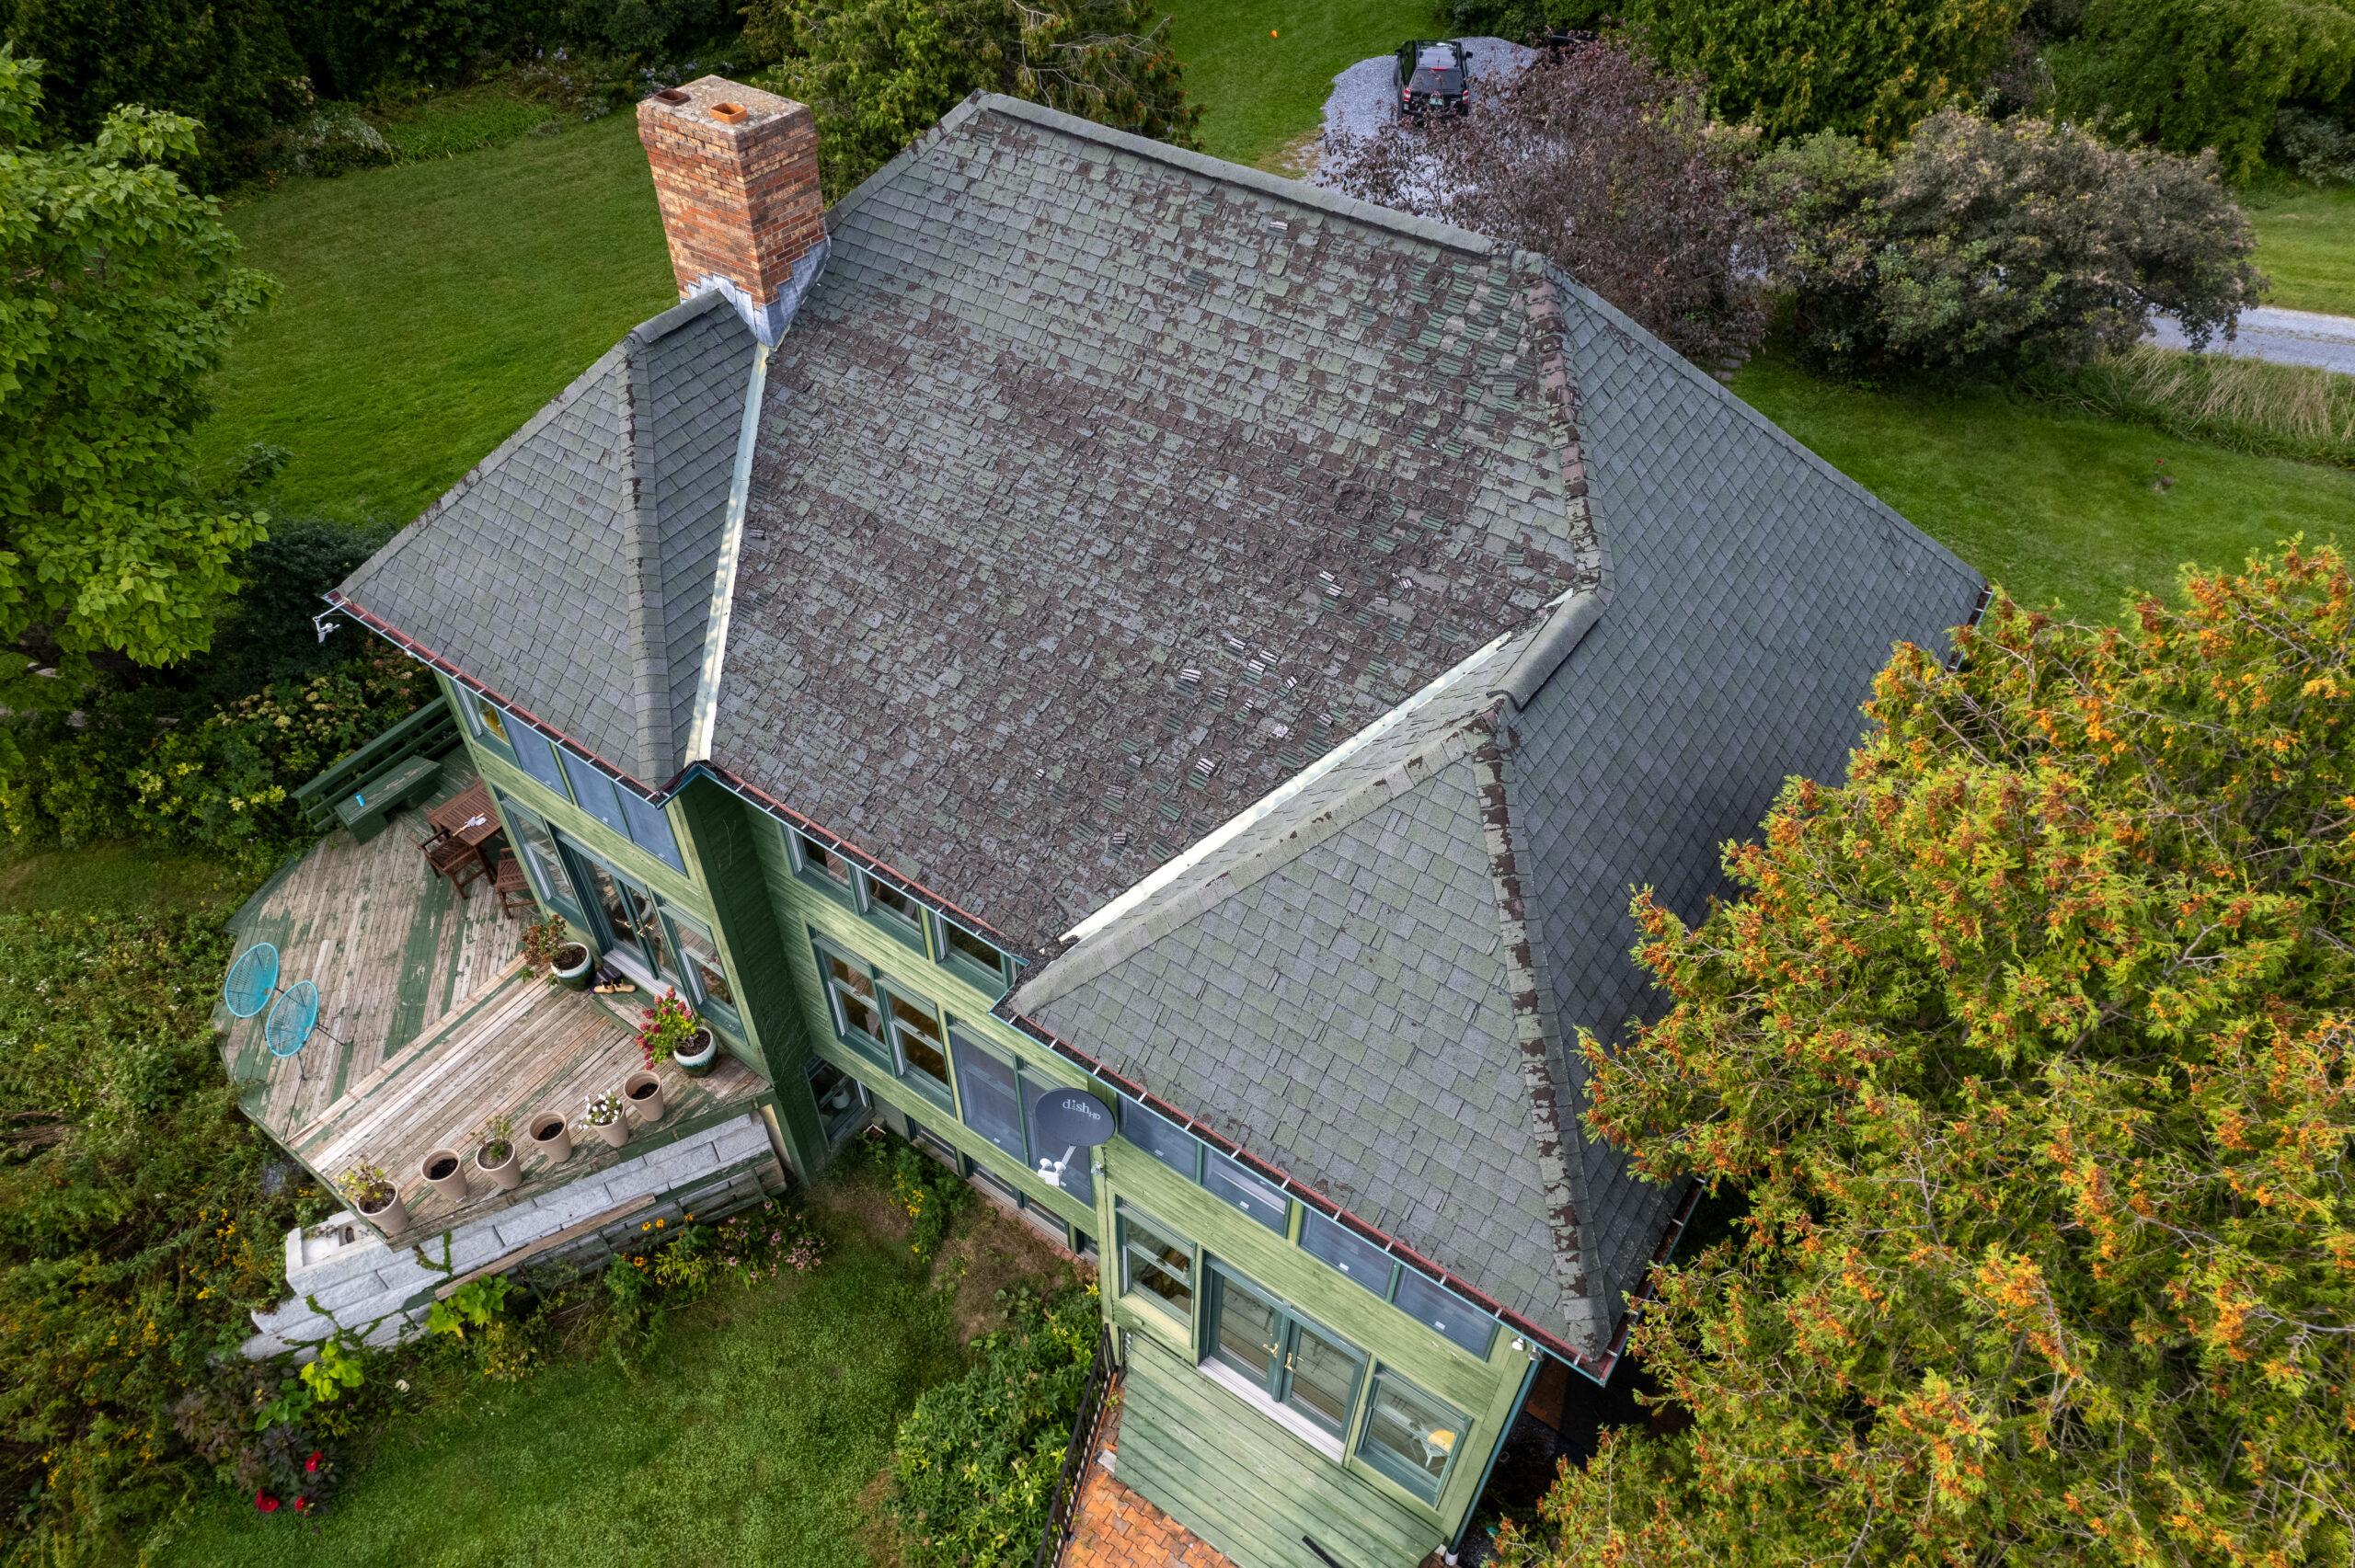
[
  {"x1": 888, "y1": 1283, "x2": 1099, "y2": 1568},
  {"x1": 2278, "y1": 105, "x2": 2355, "y2": 185},
  {"x1": 1754, "y1": 108, "x2": 2265, "y2": 376}
]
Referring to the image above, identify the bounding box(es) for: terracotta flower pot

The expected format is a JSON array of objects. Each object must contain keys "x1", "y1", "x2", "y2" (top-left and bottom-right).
[
  {"x1": 674, "y1": 1027, "x2": 718, "y2": 1079},
  {"x1": 530, "y1": 1111, "x2": 572, "y2": 1164},
  {"x1": 625, "y1": 1070, "x2": 666, "y2": 1125},
  {"x1": 477, "y1": 1140, "x2": 523, "y2": 1193},
  {"x1": 359, "y1": 1190, "x2": 410, "y2": 1238},
  {"x1": 553, "y1": 944, "x2": 595, "y2": 991},
  {"x1": 421, "y1": 1147, "x2": 468, "y2": 1202},
  {"x1": 591, "y1": 1115, "x2": 631, "y2": 1149}
]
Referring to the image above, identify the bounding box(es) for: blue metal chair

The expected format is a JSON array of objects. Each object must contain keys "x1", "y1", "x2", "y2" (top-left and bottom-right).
[
  {"x1": 265, "y1": 980, "x2": 321, "y2": 1059},
  {"x1": 223, "y1": 943, "x2": 281, "y2": 1020}
]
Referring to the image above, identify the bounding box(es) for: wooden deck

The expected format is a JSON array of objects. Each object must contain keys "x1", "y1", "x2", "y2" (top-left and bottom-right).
[{"x1": 219, "y1": 760, "x2": 767, "y2": 1225}]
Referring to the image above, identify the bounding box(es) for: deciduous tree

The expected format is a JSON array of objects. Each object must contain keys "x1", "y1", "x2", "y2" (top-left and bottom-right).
[{"x1": 1498, "y1": 543, "x2": 2355, "y2": 1568}]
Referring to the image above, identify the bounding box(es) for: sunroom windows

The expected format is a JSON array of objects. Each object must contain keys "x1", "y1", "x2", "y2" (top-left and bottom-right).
[
  {"x1": 1357, "y1": 1368, "x2": 1468, "y2": 1505},
  {"x1": 787, "y1": 830, "x2": 1018, "y2": 996},
  {"x1": 460, "y1": 688, "x2": 683, "y2": 873},
  {"x1": 1119, "y1": 1205, "x2": 1194, "y2": 1322}
]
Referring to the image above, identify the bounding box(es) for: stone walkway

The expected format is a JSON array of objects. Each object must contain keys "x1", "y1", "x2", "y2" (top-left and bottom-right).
[{"x1": 1063, "y1": 1392, "x2": 1241, "y2": 1568}]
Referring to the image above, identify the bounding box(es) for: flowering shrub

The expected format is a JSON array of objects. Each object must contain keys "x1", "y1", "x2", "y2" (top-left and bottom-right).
[
  {"x1": 888, "y1": 1284, "x2": 1101, "y2": 1567},
  {"x1": 889, "y1": 1139, "x2": 971, "y2": 1261},
  {"x1": 637, "y1": 989, "x2": 697, "y2": 1067}
]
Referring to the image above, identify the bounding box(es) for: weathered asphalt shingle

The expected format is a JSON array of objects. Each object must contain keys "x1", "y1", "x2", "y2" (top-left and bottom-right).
[{"x1": 337, "y1": 291, "x2": 755, "y2": 784}]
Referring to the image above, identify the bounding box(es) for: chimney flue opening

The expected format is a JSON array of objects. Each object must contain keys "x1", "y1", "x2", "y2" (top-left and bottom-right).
[
  {"x1": 711, "y1": 101, "x2": 749, "y2": 123},
  {"x1": 653, "y1": 87, "x2": 690, "y2": 104}
]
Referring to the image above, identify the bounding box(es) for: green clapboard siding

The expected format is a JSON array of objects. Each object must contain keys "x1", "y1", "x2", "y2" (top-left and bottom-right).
[{"x1": 1120, "y1": 1332, "x2": 1448, "y2": 1568}]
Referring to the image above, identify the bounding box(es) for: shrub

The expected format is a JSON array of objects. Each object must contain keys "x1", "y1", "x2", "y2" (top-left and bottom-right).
[
  {"x1": 1322, "y1": 40, "x2": 1774, "y2": 371},
  {"x1": 888, "y1": 1283, "x2": 1099, "y2": 1568},
  {"x1": 1756, "y1": 109, "x2": 2265, "y2": 376},
  {"x1": 2020, "y1": 344, "x2": 2355, "y2": 467},
  {"x1": 2278, "y1": 105, "x2": 2355, "y2": 186}
]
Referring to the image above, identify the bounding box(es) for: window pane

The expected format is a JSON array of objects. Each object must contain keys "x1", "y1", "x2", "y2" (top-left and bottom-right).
[
  {"x1": 880, "y1": 982, "x2": 948, "y2": 1093},
  {"x1": 509, "y1": 722, "x2": 569, "y2": 796},
  {"x1": 1358, "y1": 1370, "x2": 1465, "y2": 1503},
  {"x1": 1212, "y1": 1276, "x2": 1280, "y2": 1388},
  {"x1": 1204, "y1": 1150, "x2": 1289, "y2": 1233},
  {"x1": 943, "y1": 921, "x2": 1006, "y2": 981},
  {"x1": 1303, "y1": 1211, "x2": 1393, "y2": 1296},
  {"x1": 1284, "y1": 1322, "x2": 1362, "y2": 1436},
  {"x1": 865, "y1": 875, "x2": 923, "y2": 930},
  {"x1": 1120, "y1": 1096, "x2": 1200, "y2": 1181},
  {"x1": 624, "y1": 883, "x2": 676, "y2": 980},
  {"x1": 561, "y1": 750, "x2": 627, "y2": 834},
  {"x1": 798, "y1": 832, "x2": 853, "y2": 894},
  {"x1": 951, "y1": 1032, "x2": 1024, "y2": 1161},
  {"x1": 1393, "y1": 1268, "x2": 1494, "y2": 1356},
  {"x1": 1120, "y1": 1207, "x2": 1193, "y2": 1322},
  {"x1": 473, "y1": 696, "x2": 511, "y2": 746},
  {"x1": 671, "y1": 915, "x2": 733, "y2": 1010},
  {"x1": 508, "y1": 808, "x2": 580, "y2": 912},
  {"x1": 583, "y1": 862, "x2": 646, "y2": 955},
  {"x1": 617, "y1": 789, "x2": 684, "y2": 872},
  {"x1": 807, "y1": 1059, "x2": 866, "y2": 1141},
  {"x1": 823, "y1": 953, "x2": 883, "y2": 1043}
]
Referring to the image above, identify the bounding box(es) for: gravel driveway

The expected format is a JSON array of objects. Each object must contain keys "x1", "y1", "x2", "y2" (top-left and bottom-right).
[{"x1": 1314, "y1": 36, "x2": 1535, "y2": 181}]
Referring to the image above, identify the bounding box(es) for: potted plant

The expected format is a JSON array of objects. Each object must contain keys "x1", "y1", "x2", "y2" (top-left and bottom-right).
[
  {"x1": 421, "y1": 1146, "x2": 468, "y2": 1202},
  {"x1": 523, "y1": 915, "x2": 594, "y2": 991},
  {"x1": 624, "y1": 1068, "x2": 666, "y2": 1125},
  {"x1": 583, "y1": 1092, "x2": 630, "y2": 1149},
  {"x1": 476, "y1": 1113, "x2": 523, "y2": 1193},
  {"x1": 638, "y1": 988, "x2": 716, "y2": 1078},
  {"x1": 529, "y1": 1109, "x2": 572, "y2": 1164},
  {"x1": 338, "y1": 1162, "x2": 408, "y2": 1237}
]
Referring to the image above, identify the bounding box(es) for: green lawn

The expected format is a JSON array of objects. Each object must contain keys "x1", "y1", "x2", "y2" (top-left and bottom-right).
[
  {"x1": 1164, "y1": 0, "x2": 1442, "y2": 166},
  {"x1": 155, "y1": 1214, "x2": 964, "y2": 1567},
  {"x1": 200, "y1": 110, "x2": 676, "y2": 529},
  {"x1": 0, "y1": 841, "x2": 251, "y2": 919},
  {"x1": 1732, "y1": 354, "x2": 2355, "y2": 618},
  {"x1": 2245, "y1": 182, "x2": 2355, "y2": 318}
]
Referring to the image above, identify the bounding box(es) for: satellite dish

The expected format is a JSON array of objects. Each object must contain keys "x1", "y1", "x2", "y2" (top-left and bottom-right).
[
  {"x1": 265, "y1": 980, "x2": 321, "y2": 1059},
  {"x1": 223, "y1": 943, "x2": 280, "y2": 1019},
  {"x1": 1030, "y1": 1088, "x2": 1113, "y2": 1189}
]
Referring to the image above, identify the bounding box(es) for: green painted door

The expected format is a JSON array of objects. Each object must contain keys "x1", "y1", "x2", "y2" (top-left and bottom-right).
[{"x1": 566, "y1": 843, "x2": 681, "y2": 985}]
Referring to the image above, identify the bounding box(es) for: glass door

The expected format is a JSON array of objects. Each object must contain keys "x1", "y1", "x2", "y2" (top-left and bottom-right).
[
  {"x1": 567, "y1": 846, "x2": 679, "y2": 985},
  {"x1": 1206, "y1": 1267, "x2": 1367, "y2": 1440}
]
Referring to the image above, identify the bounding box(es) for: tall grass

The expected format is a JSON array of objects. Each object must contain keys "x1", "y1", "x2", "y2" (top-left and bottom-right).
[{"x1": 2023, "y1": 345, "x2": 2355, "y2": 469}]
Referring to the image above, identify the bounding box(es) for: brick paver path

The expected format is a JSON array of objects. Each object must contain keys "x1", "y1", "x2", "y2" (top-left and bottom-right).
[{"x1": 1063, "y1": 1391, "x2": 1242, "y2": 1568}]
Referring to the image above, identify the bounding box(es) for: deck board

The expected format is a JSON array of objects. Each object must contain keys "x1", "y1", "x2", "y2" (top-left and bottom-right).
[{"x1": 217, "y1": 759, "x2": 768, "y2": 1223}]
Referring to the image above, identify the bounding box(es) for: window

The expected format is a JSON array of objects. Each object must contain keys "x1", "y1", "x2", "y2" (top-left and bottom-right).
[
  {"x1": 561, "y1": 750, "x2": 628, "y2": 834},
  {"x1": 937, "y1": 917, "x2": 1014, "y2": 994},
  {"x1": 1119, "y1": 1206, "x2": 1194, "y2": 1323},
  {"x1": 951, "y1": 1031, "x2": 1024, "y2": 1162},
  {"x1": 1303, "y1": 1210, "x2": 1395, "y2": 1296},
  {"x1": 860, "y1": 871, "x2": 926, "y2": 947},
  {"x1": 462, "y1": 692, "x2": 512, "y2": 753},
  {"x1": 819, "y1": 947, "x2": 885, "y2": 1049},
  {"x1": 1392, "y1": 1268, "x2": 1495, "y2": 1356},
  {"x1": 1357, "y1": 1369, "x2": 1467, "y2": 1504},
  {"x1": 508, "y1": 722, "x2": 570, "y2": 797},
  {"x1": 808, "y1": 1059, "x2": 867, "y2": 1142},
  {"x1": 793, "y1": 830, "x2": 855, "y2": 900},
  {"x1": 502, "y1": 801, "x2": 581, "y2": 916},
  {"x1": 1206, "y1": 1268, "x2": 1365, "y2": 1441},
  {"x1": 1121, "y1": 1096, "x2": 1202, "y2": 1181},
  {"x1": 879, "y1": 979, "x2": 950, "y2": 1099},
  {"x1": 616, "y1": 789, "x2": 684, "y2": 872},
  {"x1": 668, "y1": 911, "x2": 736, "y2": 1024},
  {"x1": 1204, "y1": 1150, "x2": 1290, "y2": 1233}
]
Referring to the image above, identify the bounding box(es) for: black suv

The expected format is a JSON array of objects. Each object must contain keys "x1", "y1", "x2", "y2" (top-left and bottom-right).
[{"x1": 1395, "y1": 39, "x2": 1471, "y2": 119}]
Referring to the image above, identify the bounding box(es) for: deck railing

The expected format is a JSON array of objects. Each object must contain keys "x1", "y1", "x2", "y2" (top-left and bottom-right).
[{"x1": 1032, "y1": 1326, "x2": 1118, "y2": 1568}]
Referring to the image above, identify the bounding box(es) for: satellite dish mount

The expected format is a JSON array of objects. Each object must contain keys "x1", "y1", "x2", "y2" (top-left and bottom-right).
[{"x1": 1030, "y1": 1087, "x2": 1114, "y2": 1187}]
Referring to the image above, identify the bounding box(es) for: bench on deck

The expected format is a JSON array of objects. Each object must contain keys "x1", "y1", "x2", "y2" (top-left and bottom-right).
[
  {"x1": 332, "y1": 753, "x2": 442, "y2": 844},
  {"x1": 293, "y1": 697, "x2": 462, "y2": 832}
]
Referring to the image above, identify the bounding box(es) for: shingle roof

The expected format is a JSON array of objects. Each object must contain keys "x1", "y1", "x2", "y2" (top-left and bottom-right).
[
  {"x1": 336, "y1": 291, "x2": 757, "y2": 784},
  {"x1": 706, "y1": 97, "x2": 1602, "y2": 954}
]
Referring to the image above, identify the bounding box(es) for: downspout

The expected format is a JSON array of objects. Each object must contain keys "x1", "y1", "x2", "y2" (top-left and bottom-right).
[{"x1": 684, "y1": 339, "x2": 772, "y2": 763}]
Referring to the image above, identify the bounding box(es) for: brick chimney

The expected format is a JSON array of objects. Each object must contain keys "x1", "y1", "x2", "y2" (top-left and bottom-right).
[{"x1": 637, "y1": 76, "x2": 827, "y2": 345}]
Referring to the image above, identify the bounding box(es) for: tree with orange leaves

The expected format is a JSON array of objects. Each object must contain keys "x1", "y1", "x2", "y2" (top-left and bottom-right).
[{"x1": 1498, "y1": 542, "x2": 2355, "y2": 1567}]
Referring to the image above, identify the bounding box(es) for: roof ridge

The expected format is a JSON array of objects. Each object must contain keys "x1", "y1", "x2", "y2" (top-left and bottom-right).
[
  {"x1": 627, "y1": 287, "x2": 730, "y2": 348},
  {"x1": 621, "y1": 335, "x2": 672, "y2": 784}
]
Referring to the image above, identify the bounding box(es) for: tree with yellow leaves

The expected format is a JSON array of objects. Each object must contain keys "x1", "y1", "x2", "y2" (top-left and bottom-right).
[{"x1": 1503, "y1": 543, "x2": 2355, "y2": 1567}]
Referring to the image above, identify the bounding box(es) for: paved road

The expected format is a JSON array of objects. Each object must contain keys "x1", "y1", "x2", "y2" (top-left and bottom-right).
[{"x1": 2153, "y1": 306, "x2": 2355, "y2": 374}]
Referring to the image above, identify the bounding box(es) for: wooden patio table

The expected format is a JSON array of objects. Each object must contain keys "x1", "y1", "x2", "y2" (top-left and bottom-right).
[{"x1": 427, "y1": 780, "x2": 505, "y2": 877}]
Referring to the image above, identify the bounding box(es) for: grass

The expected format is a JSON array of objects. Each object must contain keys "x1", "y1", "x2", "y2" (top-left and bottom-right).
[
  {"x1": 2244, "y1": 182, "x2": 2355, "y2": 317},
  {"x1": 153, "y1": 1201, "x2": 969, "y2": 1568},
  {"x1": 1163, "y1": 0, "x2": 1442, "y2": 167},
  {"x1": 2021, "y1": 345, "x2": 2355, "y2": 469},
  {"x1": 0, "y1": 841, "x2": 251, "y2": 919},
  {"x1": 200, "y1": 109, "x2": 676, "y2": 528},
  {"x1": 1732, "y1": 352, "x2": 2355, "y2": 618},
  {"x1": 372, "y1": 82, "x2": 557, "y2": 163}
]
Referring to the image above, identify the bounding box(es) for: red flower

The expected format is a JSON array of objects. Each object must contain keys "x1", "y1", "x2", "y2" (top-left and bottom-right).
[
  {"x1": 294, "y1": 1497, "x2": 310, "y2": 1513},
  {"x1": 256, "y1": 1491, "x2": 280, "y2": 1513},
  {"x1": 305, "y1": 1450, "x2": 322, "y2": 1474}
]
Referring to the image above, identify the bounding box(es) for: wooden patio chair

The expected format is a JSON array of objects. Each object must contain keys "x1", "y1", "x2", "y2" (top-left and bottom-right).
[
  {"x1": 493, "y1": 852, "x2": 534, "y2": 919},
  {"x1": 421, "y1": 833, "x2": 488, "y2": 898}
]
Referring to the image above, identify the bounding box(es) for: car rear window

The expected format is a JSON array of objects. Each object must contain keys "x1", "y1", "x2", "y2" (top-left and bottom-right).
[{"x1": 1411, "y1": 47, "x2": 1463, "y2": 92}]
